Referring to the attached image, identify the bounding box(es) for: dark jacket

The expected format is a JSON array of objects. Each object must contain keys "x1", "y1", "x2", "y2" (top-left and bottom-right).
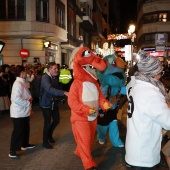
[{"x1": 39, "y1": 71, "x2": 65, "y2": 108}]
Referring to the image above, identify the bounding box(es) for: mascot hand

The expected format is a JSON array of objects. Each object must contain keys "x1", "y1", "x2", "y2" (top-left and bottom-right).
[
  {"x1": 103, "y1": 102, "x2": 112, "y2": 111},
  {"x1": 89, "y1": 108, "x2": 96, "y2": 115}
]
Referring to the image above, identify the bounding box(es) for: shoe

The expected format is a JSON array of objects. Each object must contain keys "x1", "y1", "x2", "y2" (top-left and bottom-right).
[
  {"x1": 48, "y1": 137, "x2": 55, "y2": 143},
  {"x1": 99, "y1": 141, "x2": 104, "y2": 145},
  {"x1": 9, "y1": 151, "x2": 18, "y2": 159},
  {"x1": 42, "y1": 143, "x2": 53, "y2": 149},
  {"x1": 21, "y1": 144, "x2": 35, "y2": 150},
  {"x1": 86, "y1": 166, "x2": 98, "y2": 170}
]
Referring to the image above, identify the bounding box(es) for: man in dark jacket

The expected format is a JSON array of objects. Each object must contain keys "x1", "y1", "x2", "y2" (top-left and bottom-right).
[{"x1": 39, "y1": 62, "x2": 69, "y2": 149}]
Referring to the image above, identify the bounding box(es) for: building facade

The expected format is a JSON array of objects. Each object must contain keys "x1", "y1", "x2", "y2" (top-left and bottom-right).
[
  {"x1": 91, "y1": 0, "x2": 110, "y2": 52},
  {"x1": 0, "y1": 0, "x2": 110, "y2": 66},
  {"x1": 137, "y1": 0, "x2": 170, "y2": 60},
  {"x1": 0, "y1": 0, "x2": 68, "y2": 65},
  {"x1": 61, "y1": 0, "x2": 94, "y2": 67}
]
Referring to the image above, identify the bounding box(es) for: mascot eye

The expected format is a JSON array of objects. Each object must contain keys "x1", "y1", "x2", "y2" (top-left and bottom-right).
[{"x1": 82, "y1": 50, "x2": 91, "y2": 57}]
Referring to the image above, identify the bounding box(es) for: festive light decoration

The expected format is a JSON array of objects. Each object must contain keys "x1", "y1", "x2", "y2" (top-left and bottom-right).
[{"x1": 107, "y1": 33, "x2": 136, "y2": 40}]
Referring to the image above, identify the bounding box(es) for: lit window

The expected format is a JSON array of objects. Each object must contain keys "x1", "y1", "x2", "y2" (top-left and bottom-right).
[{"x1": 159, "y1": 13, "x2": 167, "y2": 22}]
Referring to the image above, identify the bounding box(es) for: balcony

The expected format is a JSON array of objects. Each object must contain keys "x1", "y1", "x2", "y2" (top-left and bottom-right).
[
  {"x1": 68, "y1": 0, "x2": 83, "y2": 22},
  {"x1": 61, "y1": 34, "x2": 79, "y2": 50},
  {"x1": 80, "y1": 17, "x2": 96, "y2": 32}
]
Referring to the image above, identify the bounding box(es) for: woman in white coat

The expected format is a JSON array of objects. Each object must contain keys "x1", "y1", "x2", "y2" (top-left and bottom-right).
[{"x1": 9, "y1": 65, "x2": 35, "y2": 159}]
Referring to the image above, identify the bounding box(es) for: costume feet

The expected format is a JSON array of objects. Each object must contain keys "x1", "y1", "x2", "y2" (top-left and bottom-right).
[
  {"x1": 114, "y1": 143, "x2": 124, "y2": 147},
  {"x1": 117, "y1": 144, "x2": 124, "y2": 147},
  {"x1": 98, "y1": 141, "x2": 104, "y2": 145}
]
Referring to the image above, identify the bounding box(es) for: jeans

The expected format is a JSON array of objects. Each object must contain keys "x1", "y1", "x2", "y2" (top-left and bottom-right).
[{"x1": 41, "y1": 106, "x2": 60, "y2": 144}]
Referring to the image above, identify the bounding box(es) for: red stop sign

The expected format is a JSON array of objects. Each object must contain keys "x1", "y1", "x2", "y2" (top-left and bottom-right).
[{"x1": 20, "y1": 49, "x2": 29, "y2": 58}]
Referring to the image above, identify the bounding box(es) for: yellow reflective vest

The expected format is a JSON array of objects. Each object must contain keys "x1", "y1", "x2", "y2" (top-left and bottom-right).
[{"x1": 59, "y1": 68, "x2": 72, "y2": 84}]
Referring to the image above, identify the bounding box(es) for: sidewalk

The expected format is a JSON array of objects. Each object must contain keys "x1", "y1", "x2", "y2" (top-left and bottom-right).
[{"x1": 0, "y1": 103, "x2": 168, "y2": 170}]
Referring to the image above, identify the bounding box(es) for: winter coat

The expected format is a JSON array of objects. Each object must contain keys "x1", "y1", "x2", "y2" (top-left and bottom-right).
[
  {"x1": 10, "y1": 77, "x2": 32, "y2": 118},
  {"x1": 125, "y1": 76, "x2": 170, "y2": 167},
  {"x1": 39, "y1": 71, "x2": 65, "y2": 108}
]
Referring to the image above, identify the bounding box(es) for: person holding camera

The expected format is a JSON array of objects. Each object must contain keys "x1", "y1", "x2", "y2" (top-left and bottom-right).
[{"x1": 39, "y1": 62, "x2": 68, "y2": 149}]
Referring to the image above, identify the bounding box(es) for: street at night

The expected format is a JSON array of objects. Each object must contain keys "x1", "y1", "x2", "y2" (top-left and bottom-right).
[{"x1": 0, "y1": 103, "x2": 168, "y2": 170}]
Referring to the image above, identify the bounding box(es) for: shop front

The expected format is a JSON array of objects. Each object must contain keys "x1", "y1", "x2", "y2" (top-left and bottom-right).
[{"x1": 44, "y1": 41, "x2": 60, "y2": 64}]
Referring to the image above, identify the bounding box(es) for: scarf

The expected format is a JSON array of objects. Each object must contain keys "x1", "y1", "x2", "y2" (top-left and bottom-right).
[{"x1": 135, "y1": 71, "x2": 170, "y2": 102}]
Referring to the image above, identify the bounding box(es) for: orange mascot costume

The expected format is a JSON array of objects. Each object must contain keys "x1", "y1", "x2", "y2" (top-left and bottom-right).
[{"x1": 68, "y1": 47, "x2": 111, "y2": 170}]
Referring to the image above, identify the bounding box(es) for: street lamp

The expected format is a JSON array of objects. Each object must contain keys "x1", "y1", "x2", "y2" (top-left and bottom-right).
[{"x1": 128, "y1": 23, "x2": 136, "y2": 67}]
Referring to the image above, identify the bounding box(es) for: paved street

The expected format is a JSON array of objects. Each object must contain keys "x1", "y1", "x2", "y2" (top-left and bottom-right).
[{"x1": 0, "y1": 102, "x2": 168, "y2": 170}]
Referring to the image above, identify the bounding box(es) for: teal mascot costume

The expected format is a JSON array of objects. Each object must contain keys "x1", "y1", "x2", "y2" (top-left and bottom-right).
[{"x1": 97, "y1": 54, "x2": 126, "y2": 147}]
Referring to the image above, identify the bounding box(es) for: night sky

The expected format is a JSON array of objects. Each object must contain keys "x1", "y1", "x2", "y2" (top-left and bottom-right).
[{"x1": 109, "y1": 0, "x2": 137, "y2": 34}]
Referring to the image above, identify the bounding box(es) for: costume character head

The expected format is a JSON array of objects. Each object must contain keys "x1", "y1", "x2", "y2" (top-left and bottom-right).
[
  {"x1": 97, "y1": 54, "x2": 126, "y2": 106},
  {"x1": 73, "y1": 47, "x2": 107, "y2": 82}
]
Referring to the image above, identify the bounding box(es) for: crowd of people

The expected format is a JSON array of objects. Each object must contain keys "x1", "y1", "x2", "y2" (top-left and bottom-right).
[
  {"x1": 0, "y1": 62, "x2": 71, "y2": 157},
  {"x1": 1, "y1": 48, "x2": 170, "y2": 170}
]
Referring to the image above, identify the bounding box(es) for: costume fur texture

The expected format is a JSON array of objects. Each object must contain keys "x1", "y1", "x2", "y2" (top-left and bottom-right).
[
  {"x1": 96, "y1": 54, "x2": 126, "y2": 147},
  {"x1": 68, "y1": 47, "x2": 111, "y2": 169}
]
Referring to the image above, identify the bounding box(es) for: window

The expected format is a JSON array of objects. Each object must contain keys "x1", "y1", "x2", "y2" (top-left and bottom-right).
[
  {"x1": 144, "y1": 14, "x2": 157, "y2": 23},
  {"x1": 80, "y1": 2, "x2": 92, "y2": 19},
  {"x1": 143, "y1": 12, "x2": 168, "y2": 24},
  {"x1": 36, "y1": 0, "x2": 49, "y2": 22},
  {"x1": 0, "y1": 0, "x2": 25, "y2": 20},
  {"x1": 56, "y1": 0, "x2": 65, "y2": 29},
  {"x1": 144, "y1": 34, "x2": 155, "y2": 43},
  {"x1": 80, "y1": 2, "x2": 86, "y2": 16},
  {"x1": 159, "y1": 13, "x2": 167, "y2": 22}
]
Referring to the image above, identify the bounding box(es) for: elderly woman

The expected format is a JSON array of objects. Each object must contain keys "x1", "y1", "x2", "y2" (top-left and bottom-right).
[{"x1": 9, "y1": 65, "x2": 35, "y2": 159}]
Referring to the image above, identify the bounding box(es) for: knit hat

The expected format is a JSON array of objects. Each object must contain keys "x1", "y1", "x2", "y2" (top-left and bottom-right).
[{"x1": 137, "y1": 50, "x2": 163, "y2": 76}]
